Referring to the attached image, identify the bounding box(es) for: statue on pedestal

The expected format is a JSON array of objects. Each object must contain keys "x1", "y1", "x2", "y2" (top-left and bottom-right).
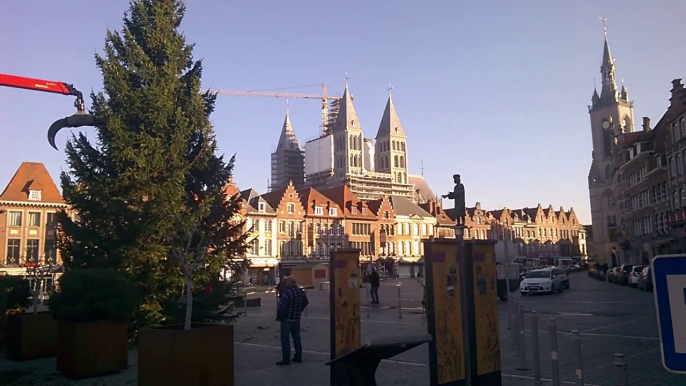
[{"x1": 443, "y1": 174, "x2": 465, "y2": 226}]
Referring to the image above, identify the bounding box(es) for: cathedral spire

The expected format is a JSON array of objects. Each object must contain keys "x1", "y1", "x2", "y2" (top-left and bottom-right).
[
  {"x1": 334, "y1": 79, "x2": 361, "y2": 132},
  {"x1": 376, "y1": 91, "x2": 406, "y2": 139},
  {"x1": 277, "y1": 109, "x2": 300, "y2": 151}
]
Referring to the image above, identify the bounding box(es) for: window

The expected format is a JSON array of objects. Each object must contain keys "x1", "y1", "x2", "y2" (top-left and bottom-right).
[
  {"x1": 329, "y1": 208, "x2": 338, "y2": 216},
  {"x1": 405, "y1": 223, "x2": 410, "y2": 234},
  {"x1": 265, "y1": 242, "x2": 272, "y2": 256},
  {"x1": 675, "y1": 191, "x2": 680, "y2": 209},
  {"x1": 26, "y1": 239, "x2": 39, "y2": 263},
  {"x1": 279, "y1": 221, "x2": 286, "y2": 233},
  {"x1": 46, "y1": 212, "x2": 56, "y2": 226},
  {"x1": 28, "y1": 212, "x2": 41, "y2": 227},
  {"x1": 8, "y1": 211, "x2": 22, "y2": 226},
  {"x1": 44, "y1": 239, "x2": 57, "y2": 264},
  {"x1": 29, "y1": 190, "x2": 41, "y2": 201},
  {"x1": 682, "y1": 189, "x2": 686, "y2": 208},
  {"x1": 397, "y1": 223, "x2": 403, "y2": 235},
  {"x1": 265, "y1": 220, "x2": 272, "y2": 232},
  {"x1": 362, "y1": 207, "x2": 367, "y2": 214},
  {"x1": 400, "y1": 156, "x2": 405, "y2": 168},
  {"x1": 401, "y1": 142, "x2": 405, "y2": 152},
  {"x1": 250, "y1": 239, "x2": 259, "y2": 255},
  {"x1": 288, "y1": 222, "x2": 295, "y2": 237},
  {"x1": 287, "y1": 203, "x2": 295, "y2": 214},
  {"x1": 315, "y1": 207, "x2": 324, "y2": 215},
  {"x1": 678, "y1": 154, "x2": 683, "y2": 174},
  {"x1": 394, "y1": 156, "x2": 399, "y2": 168},
  {"x1": 671, "y1": 157, "x2": 676, "y2": 176},
  {"x1": 422, "y1": 224, "x2": 427, "y2": 236},
  {"x1": 5, "y1": 239, "x2": 20, "y2": 265},
  {"x1": 258, "y1": 202, "x2": 266, "y2": 212}
]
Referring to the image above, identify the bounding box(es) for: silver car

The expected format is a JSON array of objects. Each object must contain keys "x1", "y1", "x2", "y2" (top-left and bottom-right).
[{"x1": 520, "y1": 268, "x2": 565, "y2": 295}]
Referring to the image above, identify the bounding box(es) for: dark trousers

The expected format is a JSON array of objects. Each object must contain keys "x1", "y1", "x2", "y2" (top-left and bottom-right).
[
  {"x1": 280, "y1": 319, "x2": 302, "y2": 362},
  {"x1": 370, "y1": 286, "x2": 379, "y2": 303}
]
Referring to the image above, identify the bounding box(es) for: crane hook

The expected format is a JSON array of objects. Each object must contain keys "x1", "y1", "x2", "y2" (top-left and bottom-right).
[{"x1": 47, "y1": 112, "x2": 100, "y2": 150}]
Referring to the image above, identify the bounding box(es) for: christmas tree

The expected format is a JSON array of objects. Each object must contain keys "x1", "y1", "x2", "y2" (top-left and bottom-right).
[{"x1": 57, "y1": 0, "x2": 247, "y2": 334}]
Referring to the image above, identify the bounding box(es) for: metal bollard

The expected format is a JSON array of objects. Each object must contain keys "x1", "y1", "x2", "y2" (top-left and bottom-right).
[
  {"x1": 397, "y1": 283, "x2": 403, "y2": 319},
  {"x1": 531, "y1": 311, "x2": 543, "y2": 386},
  {"x1": 304, "y1": 289, "x2": 308, "y2": 317},
  {"x1": 244, "y1": 292, "x2": 248, "y2": 317},
  {"x1": 572, "y1": 330, "x2": 584, "y2": 385},
  {"x1": 613, "y1": 353, "x2": 627, "y2": 386},
  {"x1": 516, "y1": 303, "x2": 530, "y2": 370},
  {"x1": 510, "y1": 299, "x2": 519, "y2": 348},
  {"x1": 549, "y1": 318, "x2": 561, "y2": 386},
  {"x1": 366, "y1": 284, "x2": 370, "y2": 318}
]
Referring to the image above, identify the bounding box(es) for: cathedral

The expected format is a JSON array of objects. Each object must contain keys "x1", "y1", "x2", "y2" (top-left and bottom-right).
[{"x1": 270, "y1": 82, "x2": 435, "y2": 203}]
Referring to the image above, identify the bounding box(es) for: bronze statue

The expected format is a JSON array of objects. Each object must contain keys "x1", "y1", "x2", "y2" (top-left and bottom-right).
[{"x1": 443, "y1": 174, "x2": 465, "y2": 225}]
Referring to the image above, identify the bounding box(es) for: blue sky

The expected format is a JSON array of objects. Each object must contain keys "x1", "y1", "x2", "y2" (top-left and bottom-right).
[{"x1": 1, "y1": 1, "x2": 684, "y2": 224}]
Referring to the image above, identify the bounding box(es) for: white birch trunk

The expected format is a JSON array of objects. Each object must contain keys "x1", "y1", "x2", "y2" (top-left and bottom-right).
[
  {"x1": 183, "y1": 260, "x2": 193, "y2": 330},
  {"x1": 32, "y1": 277, "x2": 41, "y2": 315}
]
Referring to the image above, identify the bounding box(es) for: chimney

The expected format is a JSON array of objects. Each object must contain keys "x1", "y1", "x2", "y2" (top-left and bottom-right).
[
  {"x1": 671, "y1": 79, "x2": 684, "y2": 105},
  {"x1": 642, "y1": 117, "x2": 651, "y2": 132}
]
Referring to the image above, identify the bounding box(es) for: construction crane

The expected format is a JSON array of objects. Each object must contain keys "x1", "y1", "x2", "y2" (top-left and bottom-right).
[
  {"x1": 208, "y1": 83, "x2": 343, "y2": 136},
  {"x1": 0, "y1": 73, "x2": 99, "y2": 150}
]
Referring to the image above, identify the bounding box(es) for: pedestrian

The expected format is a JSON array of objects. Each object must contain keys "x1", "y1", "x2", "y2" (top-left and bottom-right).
[
  {"x1": 369, "y1": 268, "x2": 380, "y2": 304},
  {"x1": 276, "y1": 276, "x2": 308, "y2": 365}
]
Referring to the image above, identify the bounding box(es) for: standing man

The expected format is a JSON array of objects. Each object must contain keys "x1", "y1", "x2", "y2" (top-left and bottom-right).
[
  {"x1": 369, "y1": 268, "x2": 380, "y2": 304},
  {"x1": 276, "y1": 276, "x2": 308, "y2": 365}
]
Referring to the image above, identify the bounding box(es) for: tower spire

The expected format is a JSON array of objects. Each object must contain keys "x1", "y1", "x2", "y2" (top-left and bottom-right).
[{"x1": 598, "y1": 16, "x2": 618, "y2": 104}]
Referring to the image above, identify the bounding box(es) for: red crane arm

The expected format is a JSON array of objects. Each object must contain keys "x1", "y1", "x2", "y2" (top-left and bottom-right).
[
  {"x1": 0, "y1": 73, "x2": 79, "y2": 96},
  {"x1": 0, "y1": 73, "x2": 85, "y2": 112}
]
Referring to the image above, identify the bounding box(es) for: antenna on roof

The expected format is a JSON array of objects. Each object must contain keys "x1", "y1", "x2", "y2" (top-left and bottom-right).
[{"x1": 421, "y1": 160, "x2": 425, "y2": 177}]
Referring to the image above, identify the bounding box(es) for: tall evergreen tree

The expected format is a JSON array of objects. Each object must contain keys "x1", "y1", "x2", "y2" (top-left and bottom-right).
[{"x1": 57, "y1": 0, "x2": 247, "y2": 334}]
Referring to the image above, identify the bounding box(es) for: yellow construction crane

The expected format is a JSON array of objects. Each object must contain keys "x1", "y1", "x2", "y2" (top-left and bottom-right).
[{"x1": 208, "y1": 83, "x2": 342, "y2": 136}]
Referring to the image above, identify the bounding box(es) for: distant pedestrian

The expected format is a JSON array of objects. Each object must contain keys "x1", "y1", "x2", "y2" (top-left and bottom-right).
[
  {"x1": 369, "y1": 269, "x2": 380, "y2": 304},
  {"x1": 276, "y1": 276, "x2": 308, "y2": 365}
]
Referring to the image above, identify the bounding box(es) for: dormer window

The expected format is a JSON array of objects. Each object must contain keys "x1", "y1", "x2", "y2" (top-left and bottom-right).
[
  {"x1": 29, "y1": 190, "x2": 41, "y2": 201},
  {"x1": 362, "y1": 207, "x2": 367, "y2": 214},
  {"x1": 315, "y1": 207, "x2": 323, "y2": 215},
  {"x1": 329, "y1": 208, "x2": 338, "y2": 216},
  {"x1": 258, "y1": 202, "x2": 266, "y2": 213}
]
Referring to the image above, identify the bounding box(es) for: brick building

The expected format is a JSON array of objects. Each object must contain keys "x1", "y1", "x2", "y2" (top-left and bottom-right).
[{"x1": 0, "y1": 162, "x2": 67, "y2": 289}]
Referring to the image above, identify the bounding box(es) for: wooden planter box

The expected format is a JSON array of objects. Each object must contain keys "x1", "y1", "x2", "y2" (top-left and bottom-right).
[
  {"x1": 6, "y1": 312, "x2": 57, "y2": 360},
  {"x1": 56, "y1": 320, "x2": 128, "y2": 378},
  {"x1": 139, "y1": 323, "x2": 234, "y2": 386}
]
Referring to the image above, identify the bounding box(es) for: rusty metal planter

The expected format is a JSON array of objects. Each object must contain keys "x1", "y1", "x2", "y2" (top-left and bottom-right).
[
  {"x1": 56, "y1": 320, "x2": 128, "y2": 378},
  {"x1": 6, "y1": 311, "x2": 57, "y2": 360},
  {"x1": 138, "y1": 323, "x2": 234, "y2": 386}
]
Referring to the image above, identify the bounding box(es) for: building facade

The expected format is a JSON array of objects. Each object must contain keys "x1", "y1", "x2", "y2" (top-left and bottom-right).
[
  {"x1": 664, "y1": 80, "x2": 686, "y2": 251},
  {"x1": 0, "y1": 162, "x2": 67, "y2": 290}
]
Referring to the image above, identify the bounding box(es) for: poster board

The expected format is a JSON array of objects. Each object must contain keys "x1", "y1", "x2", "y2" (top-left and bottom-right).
[
  {"x1": 466, "y1": 240, "x2": 501, "y2": 385},
  {"x1": 329, "y1": 249, "x2": 361, "y2": 385},
  {"x1": 425, "y1": 239, "x2": 466, "y2": 386}
]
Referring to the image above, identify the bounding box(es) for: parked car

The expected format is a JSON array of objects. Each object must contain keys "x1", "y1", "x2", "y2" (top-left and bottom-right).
[
  {"x1": 638, "y1": 266, "x2": 653, "y2": 291},
  {"x1": 552, "y1": 267, "x2": 570, "y2": 289},
  {"x1": 629, "y1": 265, "x2": 645, "y2": 287},
  {"x1": 607, "y1": 267, "x2": 621, "y2": 283},
  {"x1": 520, "y1": 268, "x2": 566, "y2": 295},
  {"x1": 618, "y1": 264, "x2": 635, "y2": 285}
]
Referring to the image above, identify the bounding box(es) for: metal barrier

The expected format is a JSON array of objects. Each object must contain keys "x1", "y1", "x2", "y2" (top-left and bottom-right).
[
  {"x1": 572, "y1": 330, "x2": 583, "y2": 385},
  {"x1": 530, "y1": 311, "x2": 543, "y2": 386},
  {"x1": 613, "y1": 353, "x2": 627, "y2": 386},
  {"x1": 397, "y1": 283, "x2": 402, "y2": 319},
  {"x1": 516, "y1": 302, "x2": 530, "y2": 370},
  {"x1": 549, "y1": 318, "x2": 561, "y2": 386}
]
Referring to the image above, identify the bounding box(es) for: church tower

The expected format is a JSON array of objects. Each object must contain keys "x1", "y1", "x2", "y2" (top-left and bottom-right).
[
  {"x1": 375, "y1": 91, "x2": 409, "y2": 184},
  {"x1": 270, "y1": 110, "x2": 305, "y2": 191},
  {"x1": 587, "y1": 20, "x2": 635, "y2": 262},
  {"x1": 332, "y1": 82, "x2": 365, "y2": 181}
]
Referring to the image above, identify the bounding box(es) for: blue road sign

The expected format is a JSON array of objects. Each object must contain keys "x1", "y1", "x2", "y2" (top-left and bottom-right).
[{"x1": 652, "y1": 254, "x2": 686, "y2": 374}]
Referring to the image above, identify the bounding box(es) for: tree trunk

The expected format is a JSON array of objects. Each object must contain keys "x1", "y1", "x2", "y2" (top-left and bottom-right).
[
  {"x1": 184, "y1": 264, "x2": 193, "y2": 331},
  {"x1": 32, "y1": 274, "x2": 42, "y2": 315}
]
